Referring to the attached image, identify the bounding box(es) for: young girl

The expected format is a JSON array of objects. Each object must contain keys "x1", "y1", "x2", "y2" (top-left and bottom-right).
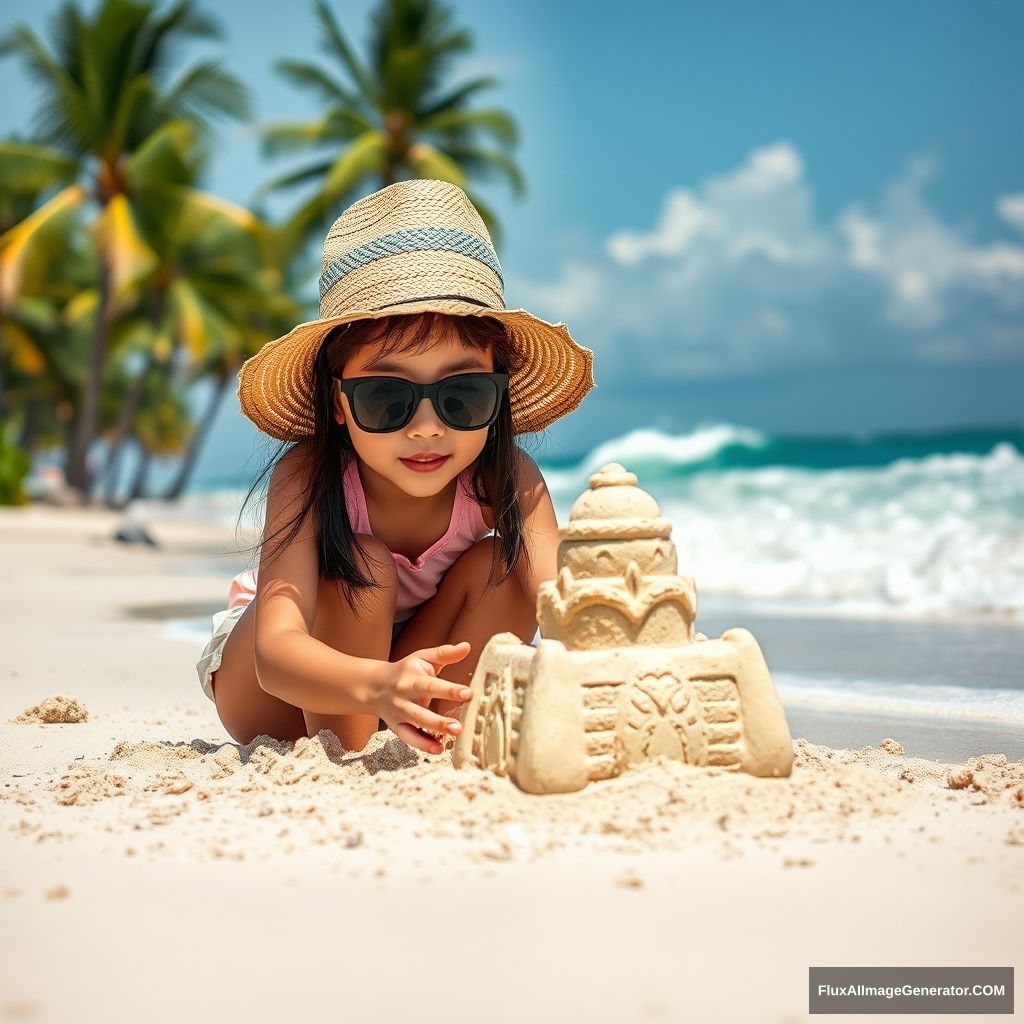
[{"x1": 195, "y1": 178, "x2": 595, "y2": 756}]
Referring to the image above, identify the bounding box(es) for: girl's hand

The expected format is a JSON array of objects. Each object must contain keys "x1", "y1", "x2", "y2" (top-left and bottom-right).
[{"x1": 372, "y1": 641, "x2": 474, "y2": 754}]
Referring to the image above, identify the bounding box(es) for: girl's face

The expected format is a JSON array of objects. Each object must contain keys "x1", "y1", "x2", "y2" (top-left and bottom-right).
[{"x1": 333, "y1": 330, "x2": 496, "y2": 498}]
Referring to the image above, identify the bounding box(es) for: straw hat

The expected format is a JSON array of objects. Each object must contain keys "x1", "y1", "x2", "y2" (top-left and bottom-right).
[{"x1": 236, "y1": 178, "x2": 596, "y2": 439}]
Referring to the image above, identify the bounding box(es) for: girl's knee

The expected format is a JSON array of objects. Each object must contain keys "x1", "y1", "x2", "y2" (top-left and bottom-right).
[
  {"x1": 314, "y1": 534, "x2": 397, "y2": 630},
  {"x1": 442, "y1": 536, "x2": 507, "y2": 597}
]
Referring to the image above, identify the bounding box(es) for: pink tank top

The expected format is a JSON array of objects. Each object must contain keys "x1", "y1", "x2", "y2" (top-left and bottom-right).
[{"x1": 226, "y1": 456, "x2": 493, "y2": 623}]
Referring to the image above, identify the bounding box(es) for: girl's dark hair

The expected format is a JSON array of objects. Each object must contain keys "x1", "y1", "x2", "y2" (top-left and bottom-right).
[{"x1": 235, "y1": 311, "x2": 538, "y2": 622}]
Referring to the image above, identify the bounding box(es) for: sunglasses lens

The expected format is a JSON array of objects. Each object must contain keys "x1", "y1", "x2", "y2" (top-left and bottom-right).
[
  {"x1": 352, "y1": 379, "x2": 415, "y2": 431},
  {"x1": 437, "y1": 376, "x2": 499, "y2": 428},
  {"x1": 348, "y1": 375, "x2": 502, "y2": 431}
]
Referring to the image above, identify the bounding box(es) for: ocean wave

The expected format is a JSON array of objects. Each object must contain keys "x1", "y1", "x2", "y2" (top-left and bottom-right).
[
  {"x1": 544, "y1": 428, "x2": 1024, "y2": 620},
  {"x1": 174, "y1": 421, "x2": 1024, "y2": 620}
]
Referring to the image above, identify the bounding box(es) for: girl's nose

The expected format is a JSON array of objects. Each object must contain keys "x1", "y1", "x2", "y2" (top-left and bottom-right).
[{"x1": 408, "y1": 396, "x2": 444, "y2": 433}]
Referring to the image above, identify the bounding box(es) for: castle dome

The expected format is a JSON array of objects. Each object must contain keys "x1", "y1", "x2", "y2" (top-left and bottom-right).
[{"x1": 561, "y1": 463, "x2": 671, "y2": 541}]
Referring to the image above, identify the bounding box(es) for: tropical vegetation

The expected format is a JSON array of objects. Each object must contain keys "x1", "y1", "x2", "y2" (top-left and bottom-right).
[{"x1": 0, "y1": 0, "x2": 523, "y2": 506}]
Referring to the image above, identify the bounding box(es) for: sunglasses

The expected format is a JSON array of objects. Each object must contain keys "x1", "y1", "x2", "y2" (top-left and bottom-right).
[{"x1": 334, "y1": 372, "x2": 509, "y2": 433}]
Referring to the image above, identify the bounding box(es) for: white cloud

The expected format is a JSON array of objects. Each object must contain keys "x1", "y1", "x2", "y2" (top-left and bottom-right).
[
  {"x1": 606, "y1": 191, "x2": 718, "y2": 265},
  {"x1": 607, "y1": 142, "x2": 830, "y2": 270},
  {"x1": 517, "y1": 259, "x2": 604, "y2": 320},
  {"x1": 507, "y1": 142, "x2": 1024, "y2": 379},
  {"x1": 837, "y1": 155, "x2": 1024, "y2": 329},
  {"x1": 996, "y1": 192, "x2": 1024, "y2": 233}
]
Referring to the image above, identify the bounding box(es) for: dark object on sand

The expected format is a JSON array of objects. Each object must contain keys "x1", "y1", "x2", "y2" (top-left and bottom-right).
[{"x1": 113, "y1": 522, "x2": 159, "y2": 547}]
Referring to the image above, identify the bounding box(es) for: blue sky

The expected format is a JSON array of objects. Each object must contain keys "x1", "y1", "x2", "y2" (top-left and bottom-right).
[{"x1": 2, "y1": 0, "x2": 1022, "y2": 477}]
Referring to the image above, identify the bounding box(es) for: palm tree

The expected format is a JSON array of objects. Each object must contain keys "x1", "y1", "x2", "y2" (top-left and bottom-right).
[
  {"x1": 87, "y1": 118, "x2": 288, "y2": 505},
  {"x1": 0, "y1": 0, "x2": 252, "y2": 498},
  {"x1": 254, "y1": 0, "x2": 525, "y2": 267},
  {"x1": 159, "y1": 259, "x2": 304, "y2": 500}
]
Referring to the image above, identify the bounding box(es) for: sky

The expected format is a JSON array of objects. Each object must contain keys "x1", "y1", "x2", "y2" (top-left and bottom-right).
[{"x1": 2, "y1": 0, "x2": 1022, "y2": 480}]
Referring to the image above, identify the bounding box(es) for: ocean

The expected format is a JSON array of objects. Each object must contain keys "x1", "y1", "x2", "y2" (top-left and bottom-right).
[{"x1": 153, "y1": 421, "x2": 1024, "y2": 760}]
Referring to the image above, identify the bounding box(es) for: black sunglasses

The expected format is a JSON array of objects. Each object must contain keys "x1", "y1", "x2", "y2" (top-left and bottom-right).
[{"x1": 334, "y1": 372, "x2": 509, "y2": 433}]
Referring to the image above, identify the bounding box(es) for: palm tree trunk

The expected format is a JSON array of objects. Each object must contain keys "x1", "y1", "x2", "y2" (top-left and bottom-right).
[
  {"x1": 17, "y1": 399, "x2": 41, "y2": 451},
  {"x1": 99, "y1": 348, "x2": 162, "y2": 506},
  {"x1": 128, "y1": 444, "x2": 151, "y2": 501},
  {"x1": 110, "y1": 439, "x2": 150, "y2": 510},
  {"x1": 161, "y1": 370, "x2": 231, "y2": 501},
  {"x1": 66, "y1": 266, "x2": 112, "y2": 499},
  {"x1": 98, "y1": 290, "x2": 168, "y2": 501}
]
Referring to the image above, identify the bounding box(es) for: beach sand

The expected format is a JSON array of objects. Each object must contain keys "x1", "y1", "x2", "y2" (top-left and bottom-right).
[{"x1": 1, "y1": 504, "x2": 1021, "y2": 1022}]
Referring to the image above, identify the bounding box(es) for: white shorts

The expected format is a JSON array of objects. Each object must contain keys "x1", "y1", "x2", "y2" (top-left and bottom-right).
[{"x1": 196, "y1": 605, "x2": 411, "y2": 704}]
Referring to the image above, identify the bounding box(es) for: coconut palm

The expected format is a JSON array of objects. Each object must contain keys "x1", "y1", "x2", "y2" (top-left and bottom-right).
[
  {"x1": 89, "y1": 118, "x2": 287, "y2": 505},
  {"x1": 0, "y1": 0, "x2": 252, "y2": 498},
  {"x1": 159, "y1": 263, "x2": 304, "y2": 500},
  {"x1": 255, "y1": 0, "x2": 524, "y2": 267}
]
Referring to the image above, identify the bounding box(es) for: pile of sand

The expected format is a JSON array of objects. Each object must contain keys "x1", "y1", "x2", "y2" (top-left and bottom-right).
[
  {"x1": 9, "y1": 695, "x2": 90, "y2": 724},
  {"x1": 5, "y1": 695, "x2": 1022, "y2": 868}
]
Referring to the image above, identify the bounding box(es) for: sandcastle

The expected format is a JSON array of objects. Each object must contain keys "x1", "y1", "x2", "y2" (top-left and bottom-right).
[{"x1": 451, "y1": 462, "x2": 794, "y2": 793}]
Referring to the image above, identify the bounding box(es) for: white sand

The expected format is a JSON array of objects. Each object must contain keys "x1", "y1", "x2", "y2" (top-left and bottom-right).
[{"x1": 1, "y1": 504, "x2": 1021, "y2": 1023}]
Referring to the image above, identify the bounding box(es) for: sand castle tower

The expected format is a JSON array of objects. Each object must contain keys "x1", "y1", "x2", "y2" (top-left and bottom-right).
[{"x1": 451, "y1": 463, "x2": 794, "y2": 793}]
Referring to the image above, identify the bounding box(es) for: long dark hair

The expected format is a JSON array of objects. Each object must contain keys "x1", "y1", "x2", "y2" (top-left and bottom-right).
[{"x1": 234, "y1": 311, "x2": 540, "y2": 622}]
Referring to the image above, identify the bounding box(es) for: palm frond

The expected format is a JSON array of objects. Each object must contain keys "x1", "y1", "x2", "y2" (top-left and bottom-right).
[
  {"x1": 417, "y1": 74, "x2": 499, "y2": 120},
  {"x1": 0, "y1": 185, "x2": 87, "y2": 312},
  {"x1": 313, "y1": 0, "x2": 379, "y2": 105},
  {"x1": 136, "y1": 0, "x2": 223, "y2": 79},
  {"x1": 322, "y1": 131, "x2": 389, "y2": 198},
  {"x1": 404, "y1": 140, "x2": 466, "y2": 186},
  {"x1": 418, "y1": 106, "x2": 518, "y2": 145},
  {"x1": 124, "y1": 119, "x2": 198, "y2": 190},
  {"x1": 158, "y1": 60, "x2": 254, "y2": 134},
  {"x1": 258, "y1": 111, "x2": 368, "y2": 159},
  {"x1": 0, "y1": 143, "x2": 79, "y2": 201},
  {"x1": 436, "y1": 142, "x2": 526, "y2": 197},
  {"x1": 251, "y1": 159, "x2": 335, "y2": 201},
  {"x1": 272, "y1": 58, "x2": 363, "y2": 109}
]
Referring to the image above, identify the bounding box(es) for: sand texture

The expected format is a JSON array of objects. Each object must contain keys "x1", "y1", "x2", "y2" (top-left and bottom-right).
[{"x1": 1, "y1": 503, "x2": 1021, "y2": 1023}]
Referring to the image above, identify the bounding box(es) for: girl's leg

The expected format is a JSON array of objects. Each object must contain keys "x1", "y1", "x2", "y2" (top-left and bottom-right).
[
  {"x1": 209, "y1": 534, "x2": 397, "y2": 749},
  {"x1": 206, "y1": 597, "x2": 306, "y2": 744},
  {"x1": 302, "y1": 536, "x2": 399, "y2": 749},
  {"x1": 389, "y1": 537, "x2": 538, "y2": 708}
]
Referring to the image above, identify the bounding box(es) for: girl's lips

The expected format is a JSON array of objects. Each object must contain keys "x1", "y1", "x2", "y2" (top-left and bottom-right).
[{"x1": 400, "y1": 454, "x2": 451, "y2": 472}]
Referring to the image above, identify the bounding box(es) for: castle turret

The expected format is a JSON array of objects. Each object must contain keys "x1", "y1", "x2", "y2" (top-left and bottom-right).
[{"x1": 536, "y1": 463, "x2": 697, "y2": 650}]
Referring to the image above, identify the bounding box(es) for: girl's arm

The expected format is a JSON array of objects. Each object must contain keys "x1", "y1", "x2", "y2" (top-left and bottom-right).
[
  {"x1": 252, "y1": 449, "x2": 383, "y2": 715},
  {"x1": 256, "y1": 630, "x2": 385, "y2": 716},
  {"x1": 511, "y1": 450, "x2": 560, "y2": 610},
  {"x1": 427, "y1": 452, "x2": 558, "y2": 733}
]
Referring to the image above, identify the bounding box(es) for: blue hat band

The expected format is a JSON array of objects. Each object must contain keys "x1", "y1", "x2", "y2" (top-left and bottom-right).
[{"x1": 319, "y1": 226, "x2": 504, "y2": 301}]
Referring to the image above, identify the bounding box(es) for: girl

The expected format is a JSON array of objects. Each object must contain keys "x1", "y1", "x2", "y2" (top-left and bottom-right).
[{"x1": 195, "y1": 178, "x2": 595, "y2": 756}]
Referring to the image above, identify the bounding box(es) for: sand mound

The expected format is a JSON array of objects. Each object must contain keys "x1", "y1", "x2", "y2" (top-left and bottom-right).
[{"x1": 9, "y1": 695, "x2": 90, "y2": 724}]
